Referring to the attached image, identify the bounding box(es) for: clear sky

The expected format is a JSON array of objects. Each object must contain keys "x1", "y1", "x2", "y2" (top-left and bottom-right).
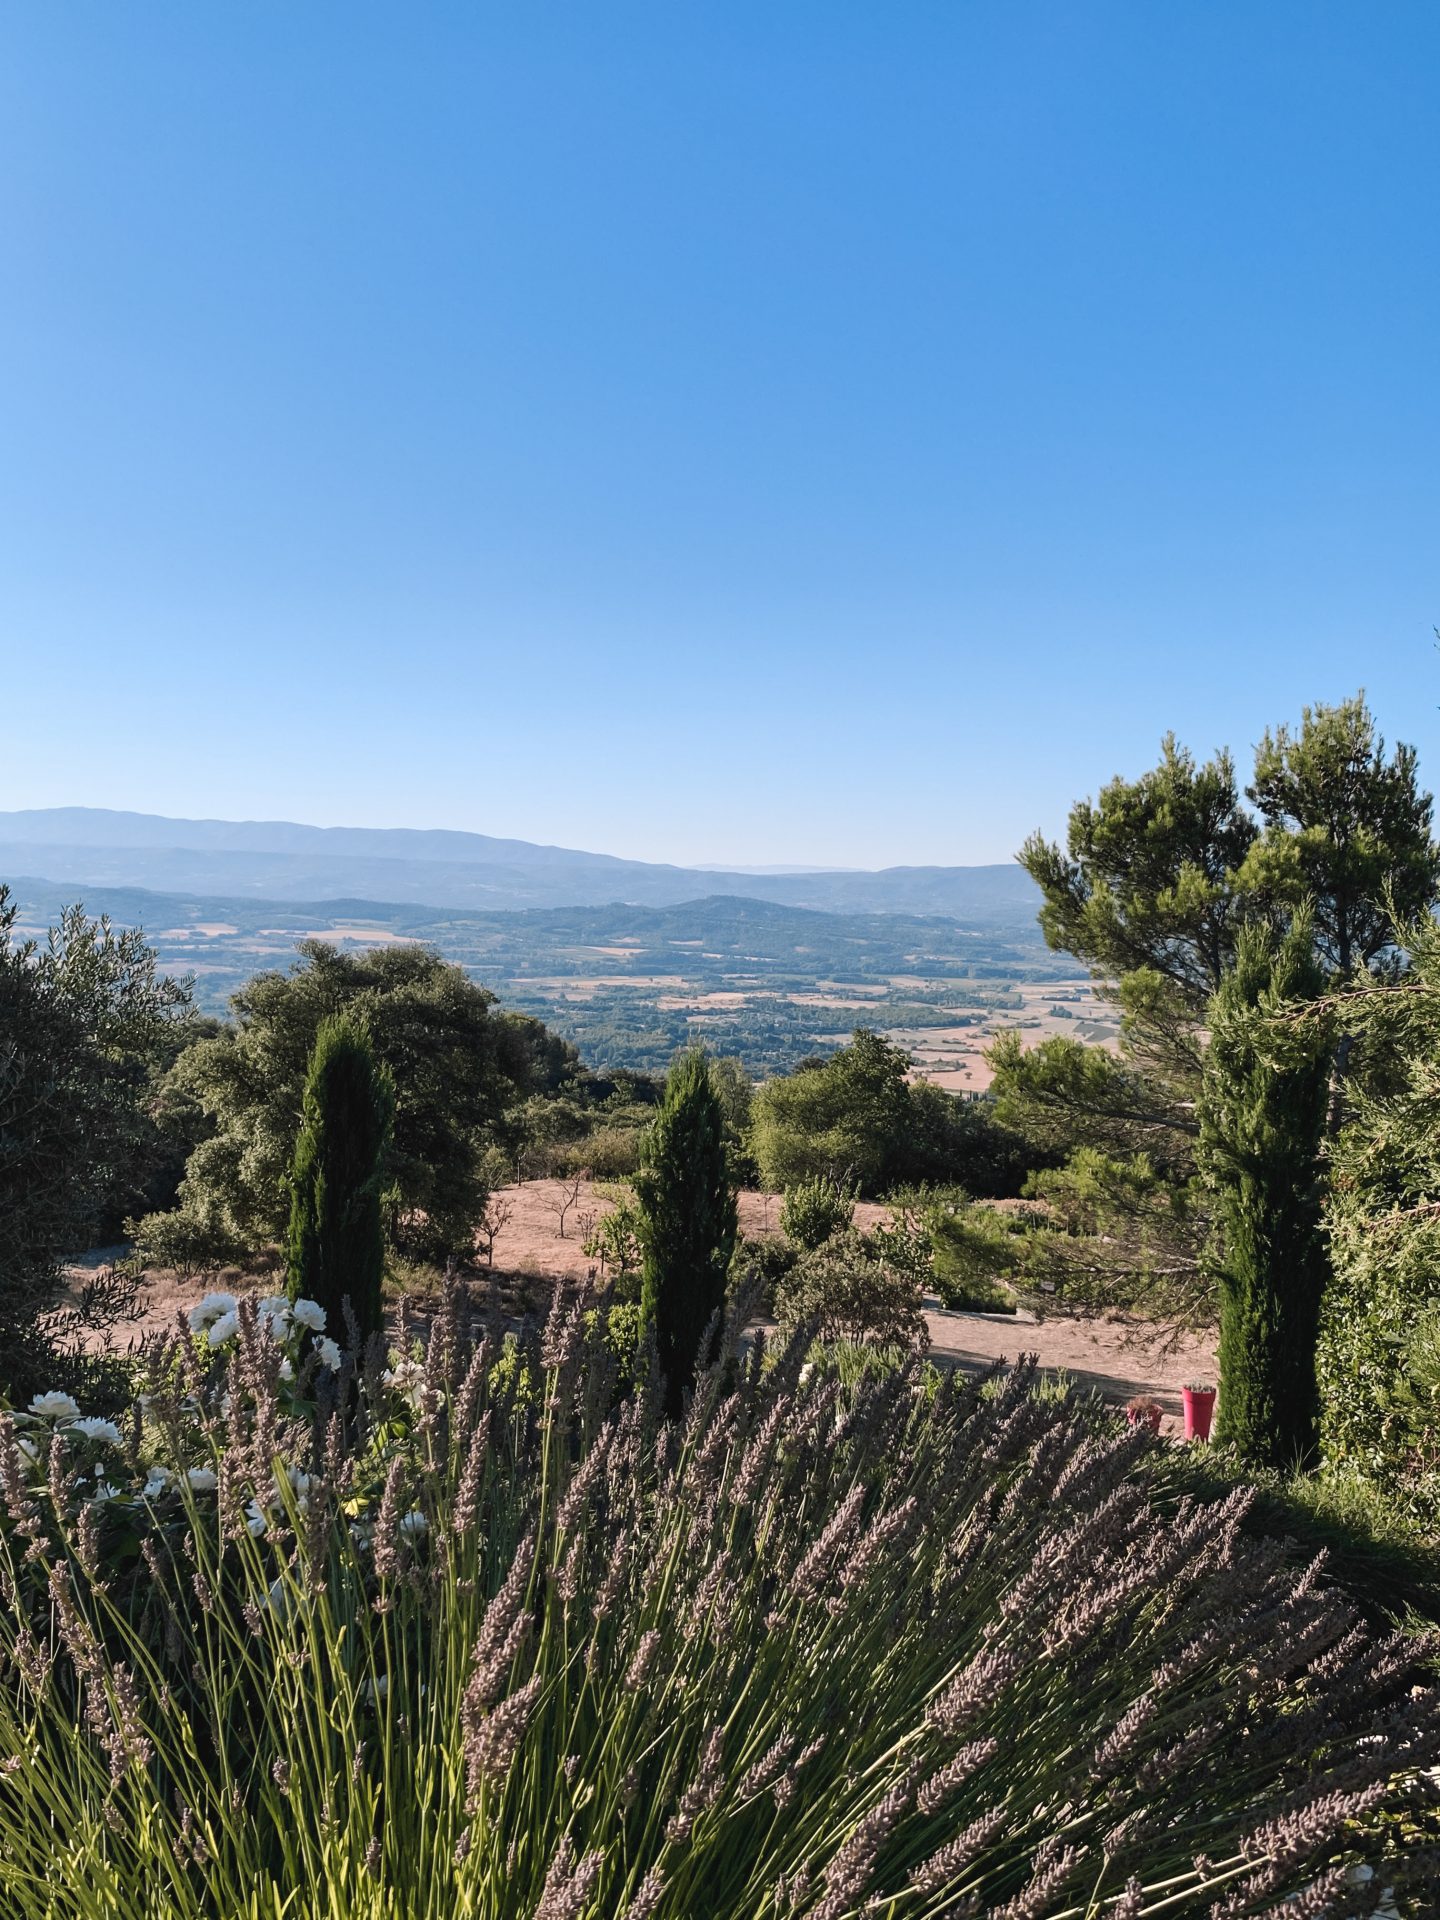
[{"x1": 2, "y1": 4, "x2": 1437, "y2": 869}]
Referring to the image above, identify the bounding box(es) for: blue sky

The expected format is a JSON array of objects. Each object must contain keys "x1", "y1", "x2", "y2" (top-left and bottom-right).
[{"x1": 2, "y1": 3, "x2": 1437, "y2": 868}]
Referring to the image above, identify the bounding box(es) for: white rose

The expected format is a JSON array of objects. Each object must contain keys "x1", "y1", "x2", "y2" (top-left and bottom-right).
[
  {"x1": 206, "y1": 1310, "x2": 240, "y2": 1347},
  {"x1": 291, "y1": 1300, "x2": 327, "y2": 1332},
  {"x1": 315, "y1": 1337, "x2": 343, "y2": 1371},
  {"x1": 27, "y1": 1392, "x2": 81, "y2": 1421},
  {"x1": 70, "y1": 1417, "x2": 124, "y2": 1446},
  {"x1": 187, "y1": 1291, "x2": 238, "y2": 1333},
  {"x1": 186, "y1": 1467, "x2": 219, "y2": 1492}
]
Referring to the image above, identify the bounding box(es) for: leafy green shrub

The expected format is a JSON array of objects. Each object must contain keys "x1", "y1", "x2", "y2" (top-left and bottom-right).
[
  {"x1": 927, "y1": 1201, "x2": 1029, "y2": 1312},
  {"x1": 582, "y1": 1194, "x2": 644, "y2": 1293},
  {"x1": 779, "y1": 1173, "x2": 857, "y2": 1251},
  {"x1": 751, "y1": 1030, "x2": 1039, "y2": 1197},
  {"x1": 0, "y1": 1295, "x2": 1433, "y2": 1917},
  {"x1": 549, "y1": 1123, "x2": 647, "y2": 1180},
  {"x1": 125, "y1": 1202, "x2": 249, "y2": 1279},
  {"x1": 729, "y1": 1230, "x2": 796, "y2": 1316},
  {"x1": 774, "y1": 1226, "x2": 930, "y2": 1349}
]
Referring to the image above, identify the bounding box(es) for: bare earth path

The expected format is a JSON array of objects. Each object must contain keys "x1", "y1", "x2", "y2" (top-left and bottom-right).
[
  {"x1": 918, "y1": 1303, "x2": 1216, "y2": 1436},
  {"x1": 67, "y1": 1180, "x2": 1217, "y2": 1432}
]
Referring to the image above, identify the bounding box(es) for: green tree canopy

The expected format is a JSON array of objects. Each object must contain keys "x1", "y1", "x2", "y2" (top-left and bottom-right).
[
  {"x1": 1022, "y1": 695, "x2": 1438, "y2": 1003},
  {"x1": 999, "y1": 695, "x2": 1440, "y2": 1329},
  {"x1": 749, "y1": 1029, "x2": 908, "y2": 1194},
  {"x1": 141, "y1": 941, "x2": 538, "y2": 1264},
  {"x1": 750, "y1": 1029, "x2": 1023, "y2": 1198},
  {"x1": 1243, "y1": 694, "x2": 1439, "y2": 977},
  {"x1": 0, "y1": 887, "x2": 192, "y2": 1374},
  {"x1": 1020, "y1": 736, "x2": 1258, "y2": 1009}
]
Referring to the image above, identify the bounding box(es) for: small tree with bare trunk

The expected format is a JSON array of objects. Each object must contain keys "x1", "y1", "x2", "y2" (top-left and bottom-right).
[
  {"x1": 545, "y1": 1174, "x2": 586, "y2": 1241},
  {"x1": 475, "y1": 1194, "x2": 513, "y2": 1268}
]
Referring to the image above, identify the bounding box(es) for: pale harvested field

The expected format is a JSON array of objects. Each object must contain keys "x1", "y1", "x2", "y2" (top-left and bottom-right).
[{"x1": 74, "y1": 1179, "x2": 1213, "y2": 1434}]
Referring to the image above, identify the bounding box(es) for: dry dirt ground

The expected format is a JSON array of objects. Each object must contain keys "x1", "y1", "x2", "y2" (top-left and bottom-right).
[{"x1": 66, "y1": 1179, "x2": 1215, "y2": 1434}]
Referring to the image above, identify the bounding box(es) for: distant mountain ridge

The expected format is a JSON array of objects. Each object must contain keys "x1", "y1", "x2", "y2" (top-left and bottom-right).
[{"x1": 0, "y1": 808, "x2": 1039, "y2": 922}]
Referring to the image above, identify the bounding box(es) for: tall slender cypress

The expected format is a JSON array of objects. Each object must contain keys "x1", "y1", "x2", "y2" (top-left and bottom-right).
[
  {"x1": 1198, "y1": 916, "x2": 1332, "y2": 1469},
  {"x1": 286, "y1": 1013, "x2": 394, "y2": 1347},
  {"x1": 635, "y1": 1052, "x2": 739, "y2": 1417}
]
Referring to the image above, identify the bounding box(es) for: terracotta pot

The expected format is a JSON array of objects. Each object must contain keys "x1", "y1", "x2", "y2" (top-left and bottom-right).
[
  {"x1": 1126, "y1": 1404, "x2": 1163, "y2": 1436},
  {"x1": 1182, "y1": 1387, "x2": 1216, "y2": 1443}
]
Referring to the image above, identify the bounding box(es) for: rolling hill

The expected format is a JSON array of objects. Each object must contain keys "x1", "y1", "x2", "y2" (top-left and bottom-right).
[{"x1": 0, "y1": 808, "x2": 1039, "y2": 921}]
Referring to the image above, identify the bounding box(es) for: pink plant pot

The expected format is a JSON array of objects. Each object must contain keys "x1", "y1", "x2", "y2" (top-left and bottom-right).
[
  {"x1": 1126, "y1": 1405, "x2": 1163, "y2": 1436},
  {"x1": 1182, "y1": 1387, "x2": 1216, "y2": 1443}
]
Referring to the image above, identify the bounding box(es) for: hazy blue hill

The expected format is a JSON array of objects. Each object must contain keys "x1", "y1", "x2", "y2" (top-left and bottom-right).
[
  {"x1": 0, "y1": 808, "x2": 1037, "y2": 921},
  {"x1": 4, "y1": 874, "x2": 1072, "y2": 1075}
]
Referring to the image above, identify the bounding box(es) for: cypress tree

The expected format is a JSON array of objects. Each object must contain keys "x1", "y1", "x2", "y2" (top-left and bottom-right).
[
  {"x1": 635, "y1": 1052, "x2": 739, "y2": 1416},
  {"x1": 286, "y1": 1013, "x2": 394, "y2": 1347},
  {"x1": 1198, "y1": 916, "x2": 1332, "y2": 1469}
]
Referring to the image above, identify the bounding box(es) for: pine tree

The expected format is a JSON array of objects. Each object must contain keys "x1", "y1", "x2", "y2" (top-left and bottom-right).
[
  {"x1": 1198, "y1": 917, "x2": 1333, "y2": 1469},
  {"x1": 635, "y1": 1052, "x2": 739, "y2": 1416},
  {"x1": 286, "y1": 1013, "x2": 394, "y2": 1347}
]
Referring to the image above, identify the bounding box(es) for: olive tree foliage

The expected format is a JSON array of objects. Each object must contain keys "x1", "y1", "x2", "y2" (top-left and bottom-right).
[
  {"x1": 135, "y1": 942, "x2": 539, "y2": 1267},
  {"x1": 0, "y1": 887, "x2": 193, "y2": 1372}
]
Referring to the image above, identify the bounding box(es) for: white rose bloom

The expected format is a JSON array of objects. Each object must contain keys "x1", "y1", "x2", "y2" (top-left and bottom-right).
[
  {"x1": 206, "y1": 1310, "x2": 240, "y2": 1347},
  {"x1": 244, "y1": 1501, "x2": 268, "y2": 1537},
  {"x1": 27, "y1": 1392, "x2": 81, "y2": 1421},
  {"x1": 278, "y1": 1358, "x2": 295, "y2": 1383},
  {"x1": 143, "y1": 1467, "x2": 173, "y2": 1498},
  {"x1": 315, "y1": 1337, "x2": 343, "y2": 1371},
  {"x1": 187, "y1": 1292, "x2": 238, "y2": 1333},
  {"x1": 16, "y1": 1438, "x2": 40, "y2": 1463},
  {"x1": 186, "y1": 1467, "x2": 219, "y2": 1492},
  {"x1": 70, "y1": 1417, "x2": 125, "y2": 1446},
  {"x1": 90, "y1": 1481, "x2": 124, "y2": 1504},
  {"x1": 399, "y1": 1510, "x2": 428, "y2": 1537},
  {"x1": 291, "y1": 1299, "x2": 327, "y2": 1332},
  {"x1": 258, "y1": 1296, "x2": 292, "y2": 1338}
]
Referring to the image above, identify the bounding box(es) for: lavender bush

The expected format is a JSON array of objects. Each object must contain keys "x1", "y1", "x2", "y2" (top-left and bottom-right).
[{"x1": 0, "y1": 1284, "x2": 1435, "y2": 1919}]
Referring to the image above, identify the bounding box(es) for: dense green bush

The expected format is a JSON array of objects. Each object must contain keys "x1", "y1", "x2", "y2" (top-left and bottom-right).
[
  {"x1": 1319, "y1": 916, "x2": 1440, "y2": 1527},
  {"x1": 751, "y1": 1030, "x2": 1031, "y2": 1198},
  {"x1": 729, "y1": 1229, "x2": 797, "y2": 1315},
  {"x1": 779, "y1": 1173, "x2": 857, "y2": 1251},
  {"x1": 0, "y1": 888, "x2": 193, "y2": 1383},
  {"x1": 0, "y1": 1295, "x2": 1434, "y2": 1918},
  {"x1": 774, "y1": 1226, "x2": 930, "y2": 1349},
  {"x1": 926, "y1": 1204, "x2": 1023, "y2": 1314}
]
